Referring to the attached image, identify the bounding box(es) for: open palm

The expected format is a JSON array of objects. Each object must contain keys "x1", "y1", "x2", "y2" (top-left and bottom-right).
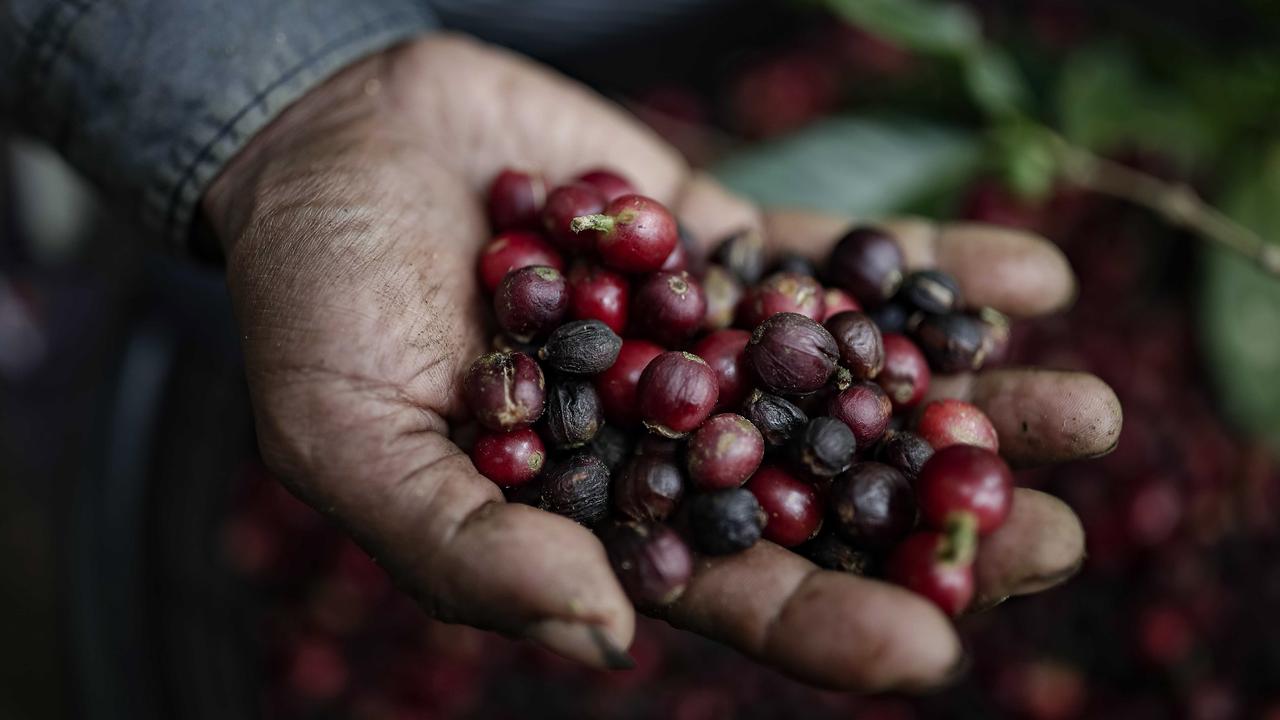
[{"x1": 203, "y1": 35, "x2": 1121, "y2": 691}]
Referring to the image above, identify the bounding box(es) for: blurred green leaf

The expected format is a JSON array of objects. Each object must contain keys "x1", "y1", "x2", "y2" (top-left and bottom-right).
[
  {"x1": 712, "y1": 116, "x2": 978, "y2": 216},
  {"x1": 962, "y1": 48, "x2": 1030, "y2": 119},
  {"x1": 990, "y1": 121, "x2": 1058, "y2": 199},
  {"x1": 822, "y1": 0, "x2": 981, "y2": 55},
  {"x1": 1201, "y1": 145, "x2": 1280, "y2": 449}
]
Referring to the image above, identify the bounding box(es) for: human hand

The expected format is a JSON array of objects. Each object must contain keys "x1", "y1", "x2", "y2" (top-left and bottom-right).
[{"x1": 203, "y1": 34, "x2": 1121, "y2": 691}]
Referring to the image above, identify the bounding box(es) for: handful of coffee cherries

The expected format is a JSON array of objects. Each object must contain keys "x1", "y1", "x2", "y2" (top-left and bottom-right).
[{"x1": 463, "y1": 167, "x2": 1015, "y2": 617}]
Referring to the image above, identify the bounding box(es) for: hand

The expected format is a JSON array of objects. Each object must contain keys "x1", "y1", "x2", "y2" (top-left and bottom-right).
[{"x1": 203, "y1": 34, "x2": 1121, "y2": 691}]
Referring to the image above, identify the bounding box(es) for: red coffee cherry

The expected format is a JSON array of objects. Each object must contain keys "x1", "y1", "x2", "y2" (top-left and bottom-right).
[
  {"x1": 745, "y1": 465, "x2": 823, "y2": 547},
  {"x1": 471, "y1": 428, "x2": 546, "y2": 487},
  {"x1": 542, "y1": 182, "x2": 606, "y2": 254},
  {"x1": 692, "y1": 329, "x2": 752, "y2": 412},
  {"x1": 887, "y1": 528, "x2": 976, "y2": 617},
  {"x1": 571, "y1": 194, "x2": 678, "y2": 273},
  {"x1": 594, "y1": 339, "x2": 664, "y2": 427},
  {"x1": 746, "y1": 312, "x2": 839, "y2": 395},
  {"x1": 827, "y1": 381, "x2": 893, "y2": 447},
  {"x1": 494, "y1": 265, "x2": 568, "y2": 342},
  {"x1": 916, "y1": 445, "x2": 1014, "y2": 535},
  {"x1": 637, "y1": 351, "x2": 719, "y2": 438},
  {"x1": 736, "y1": 271, "x2": 826, "y2": 327},
  {"x1": 877, "y1": 333, "x2": 930, "y2": 410},
  {"x1": 566, "y1": 263, "x2": 630, "y2": 334},
  {"x1": 477, "y1": 230, "x2": 564, "y2": 295},
  {"x1": 632, "y1": 271, "x2": 707, "y2": 347},
  {"x1": 574, "y1": 168, "x2": 636, "y2": 202},
  {"x1": 686, "y1": 413, "x2": 765, "y2": 491},
  {"x1": 916, "y1": 399, "x2": 999, "y2": 452},
  {"x1": 487, "y1": 169, "x2": 547, "y2": 231},
  {"x1": 462, "y1": 351, "x2": 545, "y2": 431}
]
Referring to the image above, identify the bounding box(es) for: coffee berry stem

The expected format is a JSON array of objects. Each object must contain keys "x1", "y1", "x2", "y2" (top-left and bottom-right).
[
  {"x1": 940, "y1": 513, "x2": 979, "y2": 566},
  {"x1": 571, "y1": 213, "x2": 618, "y2": 234}
]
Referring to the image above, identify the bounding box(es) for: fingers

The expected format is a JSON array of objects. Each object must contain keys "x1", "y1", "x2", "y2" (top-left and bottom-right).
[
  {"x1": 928, "y1": 368, "x2": 1123, "y2": 466},
  {"x1": 971, "y1": 489, "x2": 1085, "y2": 612},
  {"x1": 672, "y1": 172, "x2": 764, "y2": 251},
  {"x1": 661, "y1": 542, "x2": 962, "y2": 691},
  {"x1": 764, "y1": 210, "x2": 1076, "y2": 317}
]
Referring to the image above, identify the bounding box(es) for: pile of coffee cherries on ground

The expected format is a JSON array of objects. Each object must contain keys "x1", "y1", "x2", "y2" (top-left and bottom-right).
[{"x1": 465, "y1": 167, "x2": 1015, "y2": 616}]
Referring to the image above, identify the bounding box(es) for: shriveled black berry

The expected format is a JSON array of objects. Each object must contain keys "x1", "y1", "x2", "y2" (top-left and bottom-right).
[
  {"x1": 543, "y1": 378, "x2": 604, "y2": 448},
  {"x1": 588, "y1": 423, "x2": 634, "y2": 475},
  {"x1": 800, "y1": 531, "x2": 874, "y2": 574},
  {"x1": 742, "y1": 390, "x2": 808, "y2": 447},
  {"x1": 901, "y1": 270, "x2": 961, "y2": 314},
  {"x1": 791, "y1": 416, "x2": 856, "y2": 478},
  {"x1": 829, "y1": 462, "x2": 916, "y2": 549},
  {"x1": 614, "y1": 453, "x2": 685, "y2": 522},
  {"x1": 876, "y1": 429, "x2": 934, "y2": 481},
  {"x1": 539, "y1": 319, "x2": 622, "y2": 375},
  {"x1": 912, "y1": 312, "x2": 987, "y2": 373},
  {"x1": 602, "y1": 522, "x2": 693, "y2": 607},
  {"x1": 711, "y1": 228, "x2": 766, "y2": 285},
  {"x1": 688, "y1": 488, "x2": 766, "y2": 555},
  {"x1": 538, "y1": 453, "x2": 610, "y2": 527},
  {"x1": 867, "y1": 300, "x2": 912, "y2": 334},
  {"x1": 770, "y1": 252, "x2": 818, "y2": 278}
]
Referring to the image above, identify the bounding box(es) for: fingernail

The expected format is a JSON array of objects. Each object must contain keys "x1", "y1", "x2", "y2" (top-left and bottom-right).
[
  {"x1": 1012, "y1": 555, "x2": 1086, "y2": 596},
  {"x1": 888, "y1": 649, "x2": 971, "y2": 694},
  {"x1": 524, "y1": 619, "x2": 634, "y2": 670}
]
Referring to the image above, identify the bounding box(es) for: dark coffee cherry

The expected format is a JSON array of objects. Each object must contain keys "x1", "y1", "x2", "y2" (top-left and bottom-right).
[
  {"x1": 887, "y1": 528, "x2": 976, "y2": 616},
  {"x1": 741, "y1": 390, "x2": 808, "y2": 447},
  {"x1": 637, "y1": 351, "x2": 719, "y2": 438},
  {"x1": 877, "y1": 334, "x2": 931, "y2": 410},
  {"x1": 737, "y1": 271, "x2": 826, "y2": 327},
  {"x1": 494, "y1": 266, "x2": 569, "y2": 342},
  {"x1": 471, "y1": 428, "x2": 545, "y2": 487},
  {"x1": 538, "y1": 453, "x2": 611, "y2": 527},
  {"x1": 746, "y1": 465, "x2": 823, "y2": 547},
  {"x1": 632, "y1": 271, "x2": 707, "y2": 347},
  {"x1": 876, "y1": 429, "x2": 934, "y2": 481},
  {"x1": 900, "y1": 270, "x2": 961, "y2": 314},
  {"x1": 463, "y1": 351, "x2": 545, "y2": 432},
  {"x1": 912, "y1": 311, "x2": 988, "y2": 374},
  {"x1": 574, "y1": 168, "x2": 635, "y2": 202},
  {"x1": 614, "y1": 453, "x2": 686, "y2": 522},
  {"x1": 824, "y1": 311, "x2": 885, "y2": 380},
  {"x1": 711, "y1": 228, "x2": 766, "y2": 284},
  {"x1": 477, "y1": 230, "x2": 564, "y2": 294},
  {"x1": 868, "y1": 300, "x2": 912, "y2": 334},
  {"x1": 589, "y1": 423, "x2": 634, "y2": 475},
  {"x1": 829, "y1": 462, "x2": 916, "y2": 549},
  {"x1": 800, "y1": 531, "x2": 873, "y2": 574},
  {"x1": 594, "y1": 339, "x2": 664, "y2": 427},
  {"x1": 688, "y1": 488, "x2": 766, "y2": 555},
  {"x1": 746, "y1": 312, "x2": 839, "y2": 395},
  {"x1": 791, "y1": 417, "x2": 856, "y2": 478},
  {"x1": 916, "y1": 445, "x2": 1013, "y2": 535},
  {"x1": 974, "y1": 307, "x2": 1011, "y2": 367},
  {"x1": 827, "y1": 381, "x2": 893, "y2": 447},
  {"x1": 916, "y1": 399, "x2": 999, "y2": 452},
  {"x1": 542, "y1": 378, "x2": 604, "y2": 448},
  {"x1": 566, "y1": 263, "x2": 629, "y2": 334},
  {"x1": 686, "y1": 413, "x2": 765, "y2": 491},
  {"x1": 487, "y1": 169, "x2": 547, "y2": 231},
  {"x1": 692, "y1": 329, "x2": 752, "y2": 412},
  {"x1": 702, "y1": 264, "x2": 744, "y2": 331},
  {"x1": 822, "y1": 288, "x2": 860, "y2": 320},
  {"x1": 571, "y1": 195, "x2": 678, "y2": 273},
  {"x1": 538, "y1": 320, "x2": 622, "y2": 375},
  {"x1": 770, "y1": 252, "x2": 818, "y2": 278},
  {"x1": 827, "y1": 226, "x2": 905, "y2": 306},
  {"x1": 542, "y1": 182, "x2": 607, "y2": 254},
  {"x1": 603, "y1": 522, "x2": 693, "y2": 607}
]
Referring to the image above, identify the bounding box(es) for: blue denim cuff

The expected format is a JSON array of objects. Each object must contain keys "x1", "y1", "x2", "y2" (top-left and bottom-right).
[{"x1": 5, "y1": 0, "x2": 436, "y2": 249}]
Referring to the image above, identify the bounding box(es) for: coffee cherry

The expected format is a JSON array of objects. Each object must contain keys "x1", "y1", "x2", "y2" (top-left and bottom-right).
[
  {"x1": 711, "y1": 228, "x2": 767, "y2": 284},
  {"x1": 542, "y1": 378, "x2": 604, "y2": 448},
  {"x1": 741, "y1": 390, "x2": 808, "y2": 447},
  {"x1": 660, "y1": 238, "x2": 689, "y2": 272},
  {"x1": 736, "y1": 271, "x2": 826, "y2": 327},
  {"x1": 824, "y1": 311, "x2": 885, "y2": 380},
  {"x1": 688, "y1": 488, "x2": 766, "y2": 555},
  {"x1": 800, "y1": 531, "x2": 873, "y2": 574},
  {"x1": 471, "y1": 428, "x2": 545, "y2": 486},
  {"x1": 827, "y1": 381, "x2": 893, "y2": 447},
  {"x1": 887, "y1": 528, "x2": 975, "y2": 616},
  {"x1": 791, "y1": 417, "x2": 856, "y2": 478},
  {"x1": 603, "y1": 522, "x2": 693, "y2": 607},
  {"x1": 487, "y1": 169, "x2": 546, "y2": 231},
  {"x1": 746, "y1": 313, "x2": 839, "y2": 395},
  {"x1": 692, "y1": 329, "x2": 752, "y2": 412},
  {"x1": 917, "y1": 445, "x2": 1013, "y2": 535},
  {"x1": 538, "y1": 319, "x2": 622, "y2": 375},
  {"x1": 463, "y1": 351, "x2": 546, "y2": 432},
  {"x1": 827, "y1": 226, "x2": 905, "y2": 306},
  {"x1": 974, "y1": 307, "x2": 1011, "y2": 367},
  {"x1": 574, "y1": 168, "x2": 635, "y2": 202},
  {"x1": 829, "y1": 462, "x2": 916, "y2": 549},
  {"x1": 746, "y1": 465, "x2": 823, "y2": 547},
  {"x1": 477, "y1": 231, "x2": 564, "y2": 294},
  {"x1": 900, "y1": 270, "x2": 961, "y2": 314},
  {"x1": 637, "y1": 351, "x2": 719, "y2": 438},
  {"x1": 538, "y1": 453, "x2": 611, "y2": 527},
  {"x1": 566, "y1": 263, "x2": 630, "y2": 333},
  {"x1": 632, "y1": 271, "x2": 707, "y2": 347},
  {"x1": 771, "y1": 253, "x2": 818, "y2": 277},
  {"x1": 594, "y1": 339, "x2": 664, "y2": 427},
  {"x1": 542, "y1": 182, "x2": 606, "y2": 254},
  {"x1": 868, "y1": 300, "x2": 912, "y2": 334},
  {"x1": 702, "y1": 264, "x2": 744, "y2": 331},
  {"x1": 686, "y1": 413, "x2": 765, "y2": 491},
  {"x1": 876, "y1": 429, "x2": 934, "y2": 481},
  {"x1": 571, "y1": 195, "x2": 678, "y2": 273},
  {"x1": 877, "y1": 333, "x2": 931, "y2": 410},
  {"x1": 917, "y1": 399, "x2": 999, "y2": 452},
  {"x1": 613, "y1": 453, "x2": 685, "y2": 522},
  {"x1": 494, "y1": 266, "x2": 569, "y2": 342},
  {"x1": 912, "y1": 312, "x2": 988, "y2": 373},
  {"x1": 822, "y1": 288, "x2": 861, "y2": 320},
  {"x1": 589, "y1": 423, "x2": 634, "y2": 475}
]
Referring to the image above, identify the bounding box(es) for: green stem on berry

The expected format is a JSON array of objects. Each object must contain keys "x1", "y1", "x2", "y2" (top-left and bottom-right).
[
  {"x1": 939, "y1": 512, "x2": 979, "y2": 566},
  {"x1": 570, "y1": 214, "x2": 615, "y2": 234}
]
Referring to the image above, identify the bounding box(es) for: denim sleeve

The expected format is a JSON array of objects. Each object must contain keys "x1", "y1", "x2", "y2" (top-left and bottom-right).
[{"x1": 1, "y1": 0, "x2": 437, "y2": 249}]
